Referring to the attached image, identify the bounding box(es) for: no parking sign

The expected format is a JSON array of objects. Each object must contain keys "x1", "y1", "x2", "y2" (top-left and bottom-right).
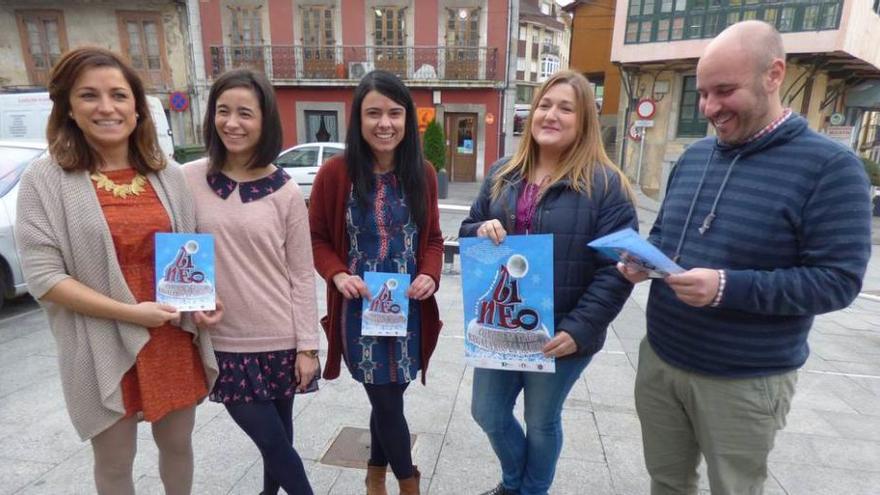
[{"x1": 169, "y1": 91, "x2": 189, "y2": 112}]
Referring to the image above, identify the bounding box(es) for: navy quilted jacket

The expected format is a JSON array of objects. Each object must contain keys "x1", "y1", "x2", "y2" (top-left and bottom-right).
[{"x1": 460, "y1": 159, "x2": 638, "y2": 358}]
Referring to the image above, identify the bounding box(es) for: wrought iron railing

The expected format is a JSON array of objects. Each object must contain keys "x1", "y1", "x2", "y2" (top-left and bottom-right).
[{"x1": 209, "y1": 45, "x2": 499, "y2": 82}]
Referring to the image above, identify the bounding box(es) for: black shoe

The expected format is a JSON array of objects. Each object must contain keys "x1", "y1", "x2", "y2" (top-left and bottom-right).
[{"x1": 479, "y1": 483, "x2": 518, "y2": 495}]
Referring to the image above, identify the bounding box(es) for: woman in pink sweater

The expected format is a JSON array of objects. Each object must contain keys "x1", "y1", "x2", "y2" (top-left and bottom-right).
[{"x1": 183, "y1": 69, "x2": 318, "y2": 495}]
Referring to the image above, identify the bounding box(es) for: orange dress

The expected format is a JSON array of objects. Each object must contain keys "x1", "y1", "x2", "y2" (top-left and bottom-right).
[{"x1": 95, "y1": 168, "x2": 208, "y2": 422}]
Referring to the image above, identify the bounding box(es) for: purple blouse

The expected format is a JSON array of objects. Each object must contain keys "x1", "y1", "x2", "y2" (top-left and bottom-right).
[{"x1": 514, "y1": 180, "x2": 542, "y2": 234}]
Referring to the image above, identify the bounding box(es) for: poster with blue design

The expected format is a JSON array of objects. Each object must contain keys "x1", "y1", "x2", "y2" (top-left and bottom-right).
[
  {"x1": 154, "y1": 233, "x2": 216, "y2": 311},
  {"x1": 461, "y1": 234, "x2": 555, "y2": 373},
  {"x1": 361, "y1": 271, "x2": 410, "y2": 337}
]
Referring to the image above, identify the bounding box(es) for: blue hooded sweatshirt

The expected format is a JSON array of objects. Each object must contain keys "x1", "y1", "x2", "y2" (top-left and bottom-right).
[{"x1": 647, "y1": 114, "x2": 871, "y2": 377}]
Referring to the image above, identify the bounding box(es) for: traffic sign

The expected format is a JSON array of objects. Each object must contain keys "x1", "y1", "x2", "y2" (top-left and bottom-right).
[
  {"x1": 636, "y1": 98, "x2": 656, "y2": 119},
  {"x1": 169, "y1": 91, "x2": 189, "y2": 112},
  {"x1": 628, "y1": 123, "x2": 642, "y2": 141},
  {"x1": 829, "y1": 112, "x2": 845, "y2": 126},
  {"x1": 634, "y1": 120, "x2": 655, "y2": 128}
]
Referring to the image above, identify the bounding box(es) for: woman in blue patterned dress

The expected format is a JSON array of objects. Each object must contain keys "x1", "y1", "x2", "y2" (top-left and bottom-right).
[{"x1": 309, "y1": 70, "x2": 444, "y2": 495}]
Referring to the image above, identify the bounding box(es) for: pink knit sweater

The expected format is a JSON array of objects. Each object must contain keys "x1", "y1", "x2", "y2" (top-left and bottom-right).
[{"x1": 183, "y1": 159, "x2": 319, "y2": 353}]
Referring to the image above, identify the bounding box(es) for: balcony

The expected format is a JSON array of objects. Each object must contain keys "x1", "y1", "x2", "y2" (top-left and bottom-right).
[
  {"x1": 209, "y1": 45, "x2": 500, "y2": 87},
  {"x1": 541, "y1": 43, "x2": 560, "y2": 56}
]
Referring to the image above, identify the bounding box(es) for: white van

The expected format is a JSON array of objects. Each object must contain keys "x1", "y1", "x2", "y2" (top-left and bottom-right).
[{"x1": 0, "y1": 91, "x2": 174, "y2": 160}]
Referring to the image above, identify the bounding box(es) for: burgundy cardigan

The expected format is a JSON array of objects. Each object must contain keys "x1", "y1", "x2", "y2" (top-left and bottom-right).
[{"x1": 309, "y1": 156, "x2": 444, "y2": 383}]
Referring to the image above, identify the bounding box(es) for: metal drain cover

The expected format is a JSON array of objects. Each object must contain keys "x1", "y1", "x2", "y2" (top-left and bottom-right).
[{"x1": 319, "y1": 426, "x2": 417, "y2": 468}]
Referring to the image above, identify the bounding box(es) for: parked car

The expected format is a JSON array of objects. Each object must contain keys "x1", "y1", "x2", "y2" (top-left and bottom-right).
[
  {"x1": 0, "y1": 91, "x2": 175, "y2": 161},
  {"x1": 0, "y1": 140, "x2": 47, "y2": 309},
  {"x1": 275, "y1": 142, "x2": 345, "y2": 201}
]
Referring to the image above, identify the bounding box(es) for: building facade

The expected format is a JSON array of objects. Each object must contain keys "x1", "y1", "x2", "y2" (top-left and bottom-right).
[
  {"x1": 564, "y1": 0, "x2": 620, "y2": 155},
  {"x1": 610, "y1": 0, "x2": 880, "y2": 196},
  {"x1": 0, "y1": 0, "x2": 204, "y2": 146},
  {"x1": 197, "y1": 0, "x2": 512, "y2": 181},
  {"x1": 514, "y1": 0, "x2": 571, "y2": 106}
]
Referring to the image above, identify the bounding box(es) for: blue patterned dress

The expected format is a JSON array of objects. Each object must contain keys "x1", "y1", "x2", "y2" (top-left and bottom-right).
[{"x1": 342, "y1": 172, "x2": 421, "y2": 384}]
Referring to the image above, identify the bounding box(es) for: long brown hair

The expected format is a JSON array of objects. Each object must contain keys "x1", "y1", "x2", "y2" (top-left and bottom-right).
[
  {"x1": 46, "y1": 46, "x2": 165, "y2": 173},
  {"x1": 491, "y1": 70, "x2": 633, "y2": 202}
]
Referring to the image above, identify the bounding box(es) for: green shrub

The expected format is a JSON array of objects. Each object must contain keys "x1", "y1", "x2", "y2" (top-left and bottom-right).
[
  {"x1": 423, "y1": 119, "x2": 445, "y2": 172},
  {"x1": 862, "y1": 157, "x2": 880, "y2": 187}
]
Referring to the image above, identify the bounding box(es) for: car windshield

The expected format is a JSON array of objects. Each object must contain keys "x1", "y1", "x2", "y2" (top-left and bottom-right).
[
  {"x1": 277, "y1": 148, "x2": 318, "y2": 168},
  {"x1": 322, "y1": 147, "x2": 344, "y2": 161},
  {"x1": 0, "y1": 146, "x2": 43, "y2": 197}
]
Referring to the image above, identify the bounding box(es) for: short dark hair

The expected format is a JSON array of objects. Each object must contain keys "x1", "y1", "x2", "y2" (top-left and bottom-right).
[
  {"x1": 345, "y1": 70, "x2": 426, "y2": 227},
  {"x1": 46, "y1": 46, "x2": 164, "y2": 173},
  {"x1": 203, "y1": 69, "x2": 282, "y2": 172}
]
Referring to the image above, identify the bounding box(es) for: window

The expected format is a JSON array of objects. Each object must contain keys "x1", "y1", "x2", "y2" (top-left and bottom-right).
[
  {"x1": 15, "y1": 10, "x2": 67, "y2": 86},
  {"x1": 586, "y1": 73, "x2": 605, "y2": 112},
  {"x1": 516, "y1": 57, "x2": 526, "y2": 71},
  {"x1": 229, "y1": 5, "x2": 263, "y2": 45},
  {"x1": 373, "y1": 6, "x2": 406, "y2": 75},
  {"x1": 540, "y1": 55, "x2": 560, "y2": 81},
  {"x1": 821, "y1": 3, "x2": 841, "y2": 28},
  {"x1": 516, "y1": 85, "x2": 533, "y2": 104},
  {"x1": 301, "y1": 5, "x2": 336, "y2": 77},
  {"x1": 276, "y1": 146, "x2": 319, "y2": 168},
  {"x1": 513, "y1": 105, "x2": 529, "y2": 135},
  {"x1": 677, "y1": 75, "x2": 708, "y2": 137},
  {"x1": 875, "y1": 0, "x2": 880, "y2": 14},
  {"x1": 625, "y1": 0, "x2": 843, "y2": 44},
  {"x1": 304, "y1": 110, "x2": 339, "y2": 142},
  {"x1": 445, "y1": 7, "x2": 481, "y2": 79},
  {"x1": 540, "y1": 1, "x2": 552, "y2": 15},
  {"x1": 117, "y1": 11, "x2": 169, "y2": 89},
  {"x1": 519, "y1": 24, "x2": 527, "y2": 40},
  {"x1": 322, "y1": 146, "x2": 344, "y2": 160},
  {"x1": 226, "y1": 5, "x2": 265, "y2": 72}
]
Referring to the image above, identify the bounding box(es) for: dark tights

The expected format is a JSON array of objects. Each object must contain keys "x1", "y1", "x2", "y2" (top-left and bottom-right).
[
  {"x1": 224, "y1": 398, "x2": 313, "y2": 495},
  {"x1": 364, "y1": 382, "x2": 413, "y2": 480}
]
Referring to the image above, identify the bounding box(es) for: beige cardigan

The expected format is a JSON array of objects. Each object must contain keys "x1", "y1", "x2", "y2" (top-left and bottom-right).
[{"x1": 15, "y1": 156, "x2": 218, "y2": 440}]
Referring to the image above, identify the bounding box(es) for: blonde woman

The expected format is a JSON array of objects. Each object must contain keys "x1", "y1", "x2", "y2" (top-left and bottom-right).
[{"x1": 459, "y1": 70, "x2": 637, "y2": 495}]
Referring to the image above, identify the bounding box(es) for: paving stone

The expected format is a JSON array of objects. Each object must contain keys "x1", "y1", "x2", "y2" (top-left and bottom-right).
[
  {"x1": 769, "y1": 462, "x2": 880, "y2": 495},
  {"x1": 552, "y1": 458, "x2": 615, "y2": 495},
  {"x1": 1, "y1": 408, "x2": 83, "y2": 464},
  {"x1": 0, "y1": 458, "x2": 55, "y2": 495},
  {"x1": 602, "y1": 435, "x2": 650, "y2": 495},
  {"x1": 594, "y1": 409, "x2": 642, "y2": 440}
]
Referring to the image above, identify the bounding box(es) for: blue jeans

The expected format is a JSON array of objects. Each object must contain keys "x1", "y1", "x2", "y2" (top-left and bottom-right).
[{"x1": 471, "y1": 356, "x2": 591, "y2": 495}]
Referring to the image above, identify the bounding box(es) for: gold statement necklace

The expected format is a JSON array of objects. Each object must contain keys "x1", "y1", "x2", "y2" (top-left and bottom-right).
[{"x1": 91, "y1": 171, "x2": 147, "y2": 198}]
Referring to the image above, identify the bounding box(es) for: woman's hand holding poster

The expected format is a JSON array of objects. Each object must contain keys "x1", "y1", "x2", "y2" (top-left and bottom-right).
[{"x1": 460, "y1": 234, "x2": 555, "y2": 373}]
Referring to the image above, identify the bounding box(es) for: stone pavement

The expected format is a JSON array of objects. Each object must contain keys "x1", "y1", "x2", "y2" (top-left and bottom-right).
[{"x1": 1, "y1": 182, "x2": 879, "y2": 494}]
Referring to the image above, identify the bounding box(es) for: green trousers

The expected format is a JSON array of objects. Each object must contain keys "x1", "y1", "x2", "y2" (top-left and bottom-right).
[{"x1": 634, "y1": 338, "x2": 797, "y2": 495}]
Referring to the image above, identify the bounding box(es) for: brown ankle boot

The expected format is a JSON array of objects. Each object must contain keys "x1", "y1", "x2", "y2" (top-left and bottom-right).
[
  {"x1": 365, "y1": 465, "x2": 388, "y2": 495},
  {"x1": 397, "y1": 466, "x2": 421, "y2": 495}
]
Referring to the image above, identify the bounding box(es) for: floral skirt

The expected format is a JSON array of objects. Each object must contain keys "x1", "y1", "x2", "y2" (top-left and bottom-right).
[{"x1": 209, "y1": 349, "x2": 319, "y2": 405}]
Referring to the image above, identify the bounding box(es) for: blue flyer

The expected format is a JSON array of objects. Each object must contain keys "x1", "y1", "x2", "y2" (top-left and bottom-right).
[
  {"x1": 587, "y1": 228, "x2": 684, "y2": 278},
  {"x1": 361, "y1": 271, "x2": 410, "y2": 337},
  {"x1": 154, "y1": 233, "x2": 216, "y2": 311},
  {"x1": 460, "y1": 234, "x2": 555, "y2": 373}
]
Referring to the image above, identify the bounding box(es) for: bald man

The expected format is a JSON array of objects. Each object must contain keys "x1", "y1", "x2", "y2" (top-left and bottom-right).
[{"x1": 618, "y1": 21, "x2": 872, "y2": 494}]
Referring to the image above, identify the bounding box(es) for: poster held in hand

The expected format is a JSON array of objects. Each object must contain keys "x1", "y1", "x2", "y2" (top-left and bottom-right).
[
  {"x1": 155, "y1": 233, "x2": 216, "y2": 311},
  {"x1": 461, "y1": 234, "x2": 555, "y2": 373},
  {"x1": 587, "y1": 228, "x2": 684, "y2": 278},
  {"x1": 361, "y1": 271, "x2": 410, "y2": 337}
]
